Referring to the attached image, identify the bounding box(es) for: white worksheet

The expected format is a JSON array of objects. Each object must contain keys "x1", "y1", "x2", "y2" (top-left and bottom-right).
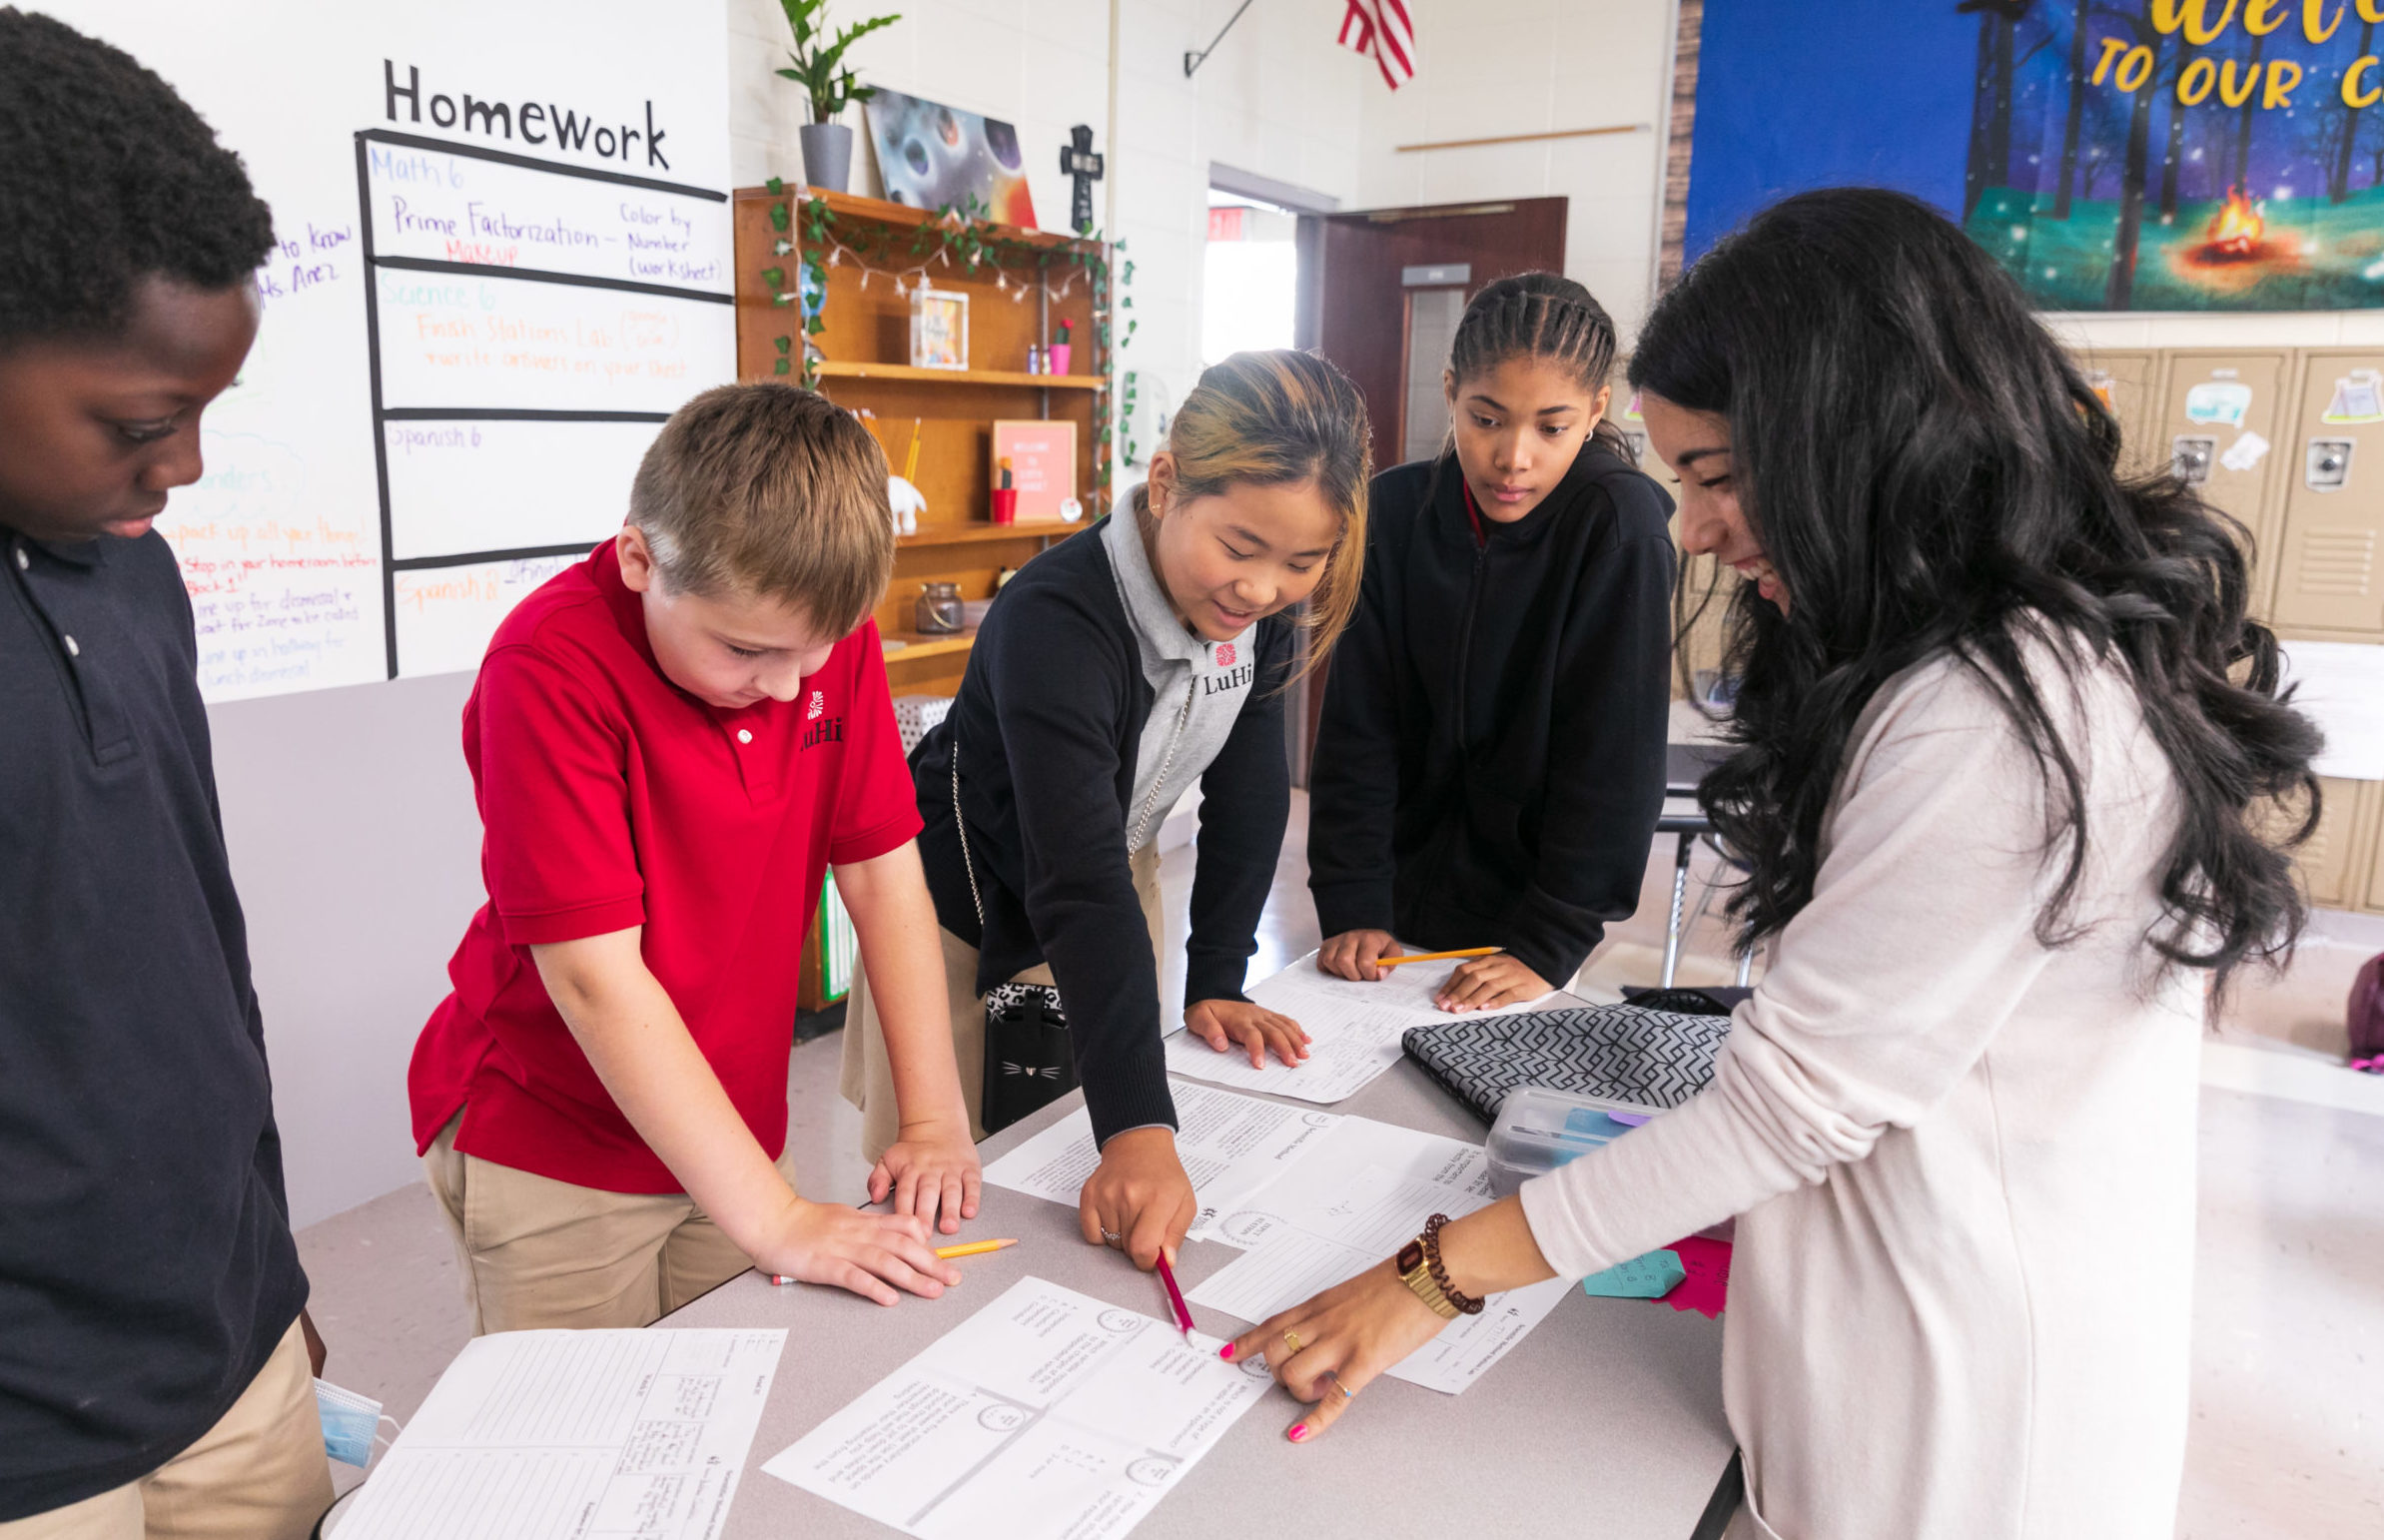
[
  {"x1": 762, "y1": 1277, "x2": 1270, "y2": 1540},
  {"x1": 333, "y1": 1329, "x2": 784, "y2": 1540},
  {"x1": 1190, "y1": 1152, "x2": 1572, "y2": 1395},
  {"x1": 981, "y1": 1081, "x2": 1342, "y2": 1242},
  {"x1": 1164, "y1": 949, "x2": 1562, "y2": 1104}
]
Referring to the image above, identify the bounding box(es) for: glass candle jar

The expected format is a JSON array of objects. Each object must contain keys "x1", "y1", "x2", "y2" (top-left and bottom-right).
[{"x1": 915, "y1": 580, "x2": 965, "y2": 635}]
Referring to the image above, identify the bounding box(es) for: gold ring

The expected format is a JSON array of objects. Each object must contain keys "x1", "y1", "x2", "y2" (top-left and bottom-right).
[
  {"x1": 1281, "y1": 1329, "x2": 1302, "y2": 1354},
  {"x1": 1321, "y1": 1369, "x2": 1353, "y2": 1400}
]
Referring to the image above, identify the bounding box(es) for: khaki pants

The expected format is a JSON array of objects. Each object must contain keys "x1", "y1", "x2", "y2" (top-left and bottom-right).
[
  {"x1": 421, "y1": 1117, "x2": 802, "y2": 1334},
  {"x1": 842, "y1": 844, "x2": 1166, "y2": 1163},
  {"x1": 0, "y1": 1320, "x2": 331, "y2": 1540}
]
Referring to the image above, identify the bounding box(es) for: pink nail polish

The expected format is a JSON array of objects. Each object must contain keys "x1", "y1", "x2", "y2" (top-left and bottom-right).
[
  {"x1": 1288, "y1": 1424, "x2": 1308, "y2": 1442},
  {"x1": 1218, "y1": 1343, "x2": 1235, "y2": 1360}
]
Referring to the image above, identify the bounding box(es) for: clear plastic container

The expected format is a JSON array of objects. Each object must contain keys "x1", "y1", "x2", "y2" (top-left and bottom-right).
[
  {"x1": 1487, "y1": 1086, "x2": 1735, "y2": 1240},
  {"x1": 1484, "y1": 1086, "x2": 1664, "y2": 1197}
]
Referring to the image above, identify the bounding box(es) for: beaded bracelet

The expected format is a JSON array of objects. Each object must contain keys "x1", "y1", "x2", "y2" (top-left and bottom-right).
[{"x1": 1421, "y1": 1212, "x2": 1486, "y2": 1315}]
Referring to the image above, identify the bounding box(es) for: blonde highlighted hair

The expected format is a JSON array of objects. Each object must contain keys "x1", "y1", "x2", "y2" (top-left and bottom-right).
[
  {"x1": 626, "y1": 382, "x2": 894, "y2": 634},
  {"x1": 1131, "y1": 349, "x2": 1371, "y2": 680}
]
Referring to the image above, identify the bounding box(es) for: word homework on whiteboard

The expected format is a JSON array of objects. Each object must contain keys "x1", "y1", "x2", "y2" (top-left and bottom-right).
[{"x1": 43, "y1": 0, "x2": 746, "y2": 703}]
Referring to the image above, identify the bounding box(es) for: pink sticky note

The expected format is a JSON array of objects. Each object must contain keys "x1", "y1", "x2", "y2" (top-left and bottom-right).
[{"x1": 1659, "y1": 1235, "x2": 1733, "y2": 1319}]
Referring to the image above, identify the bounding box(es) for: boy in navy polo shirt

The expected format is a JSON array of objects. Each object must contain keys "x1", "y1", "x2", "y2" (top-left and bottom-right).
[
  {"x1": 408, "y1": 383, "x2": 981, "y2": 1330},
  {"x1": 0, "y1": 12, "x2": 332, "y2": 1536}
]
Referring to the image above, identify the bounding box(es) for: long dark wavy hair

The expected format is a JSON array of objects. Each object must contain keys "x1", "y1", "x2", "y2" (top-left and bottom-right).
[{"x1": 1629, "y1": 188, "x2": 2321, "y2": 994}]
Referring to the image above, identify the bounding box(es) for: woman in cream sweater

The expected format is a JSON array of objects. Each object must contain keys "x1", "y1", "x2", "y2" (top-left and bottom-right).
[{"x1": 1225, "y1": 189, "x2": 2322, "y2": 1539}]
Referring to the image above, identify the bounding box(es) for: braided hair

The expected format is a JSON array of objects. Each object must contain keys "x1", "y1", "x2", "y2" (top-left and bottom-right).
[{"x1": 1445, "y1": 273, "x2": 1634, "y2": 461}]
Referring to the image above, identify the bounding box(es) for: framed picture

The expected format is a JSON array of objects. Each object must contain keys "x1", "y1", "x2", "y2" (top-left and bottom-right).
[
  {"x1": 865, "y1": 88, "x2": 1040, "y2": 230},
  {"x1": 991, "y1": 419, "x2": 1078, "y2": 522},
  {"x1": 909, "y1": 286, "x2": 969, "y2": 372}
]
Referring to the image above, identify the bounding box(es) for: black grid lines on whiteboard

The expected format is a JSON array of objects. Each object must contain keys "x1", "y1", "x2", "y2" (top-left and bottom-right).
[{"x1": 353, "y1": 128, "x2": 734, "y2": 679}]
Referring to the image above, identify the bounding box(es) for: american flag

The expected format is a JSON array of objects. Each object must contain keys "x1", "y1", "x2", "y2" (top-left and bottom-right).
[{"x1": 1337, "y1": 0, "x2": 1415, "y2": 90}]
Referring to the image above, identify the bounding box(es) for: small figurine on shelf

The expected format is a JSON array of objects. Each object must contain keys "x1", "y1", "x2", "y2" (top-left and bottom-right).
[
  {"x1": 1048, "y1": 320, "x2": 1072, "y2": 378},
  {"x1": 887, "y1": 418, "x2": 925, "y2": 535},
  {"x1": 991, "y1": 455, "x2": 1018, "y2": 524}
]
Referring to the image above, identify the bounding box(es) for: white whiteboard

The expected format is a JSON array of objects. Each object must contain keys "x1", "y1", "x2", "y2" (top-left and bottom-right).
[
  {"x1": 384, "y1": 418, "x2": 659, "y2": 560},
  {"x1": 372, "y1": 270, "x2": 731, "y2": 413},
  {"x1": 35, "y1": 0, "x2": 734, "y2": 700}
]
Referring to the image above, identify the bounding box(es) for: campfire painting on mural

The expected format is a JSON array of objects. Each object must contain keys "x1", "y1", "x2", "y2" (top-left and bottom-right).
[{"x1": 1955, "y1": 1, "x2": 2384, "y2": 312}]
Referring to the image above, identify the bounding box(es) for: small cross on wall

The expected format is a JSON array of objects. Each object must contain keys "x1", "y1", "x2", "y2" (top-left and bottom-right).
[{"x1": 1060, "y1": 125, "x2": 1104, "y2": 236}]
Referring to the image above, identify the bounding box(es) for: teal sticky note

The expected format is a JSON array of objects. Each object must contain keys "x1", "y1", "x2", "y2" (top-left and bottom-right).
[{"x1": 1581, "y1": 1249, "x2": 1687, "y2": 1300}]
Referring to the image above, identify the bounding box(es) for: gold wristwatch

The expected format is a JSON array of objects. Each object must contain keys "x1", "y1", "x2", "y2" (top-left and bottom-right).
[{"x1": 1396, "y1": 1235, "x2": 1462, "y2": 1319}]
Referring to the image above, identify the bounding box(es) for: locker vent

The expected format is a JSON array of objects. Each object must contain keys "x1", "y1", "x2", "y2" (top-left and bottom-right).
[{"x1": 2296, "y1": 529, "x2": 2375, "y2": 596}]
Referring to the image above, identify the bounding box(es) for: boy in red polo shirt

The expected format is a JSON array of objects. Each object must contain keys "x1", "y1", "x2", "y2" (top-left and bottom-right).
[{"x1": 408, "y1": 384, "x2": 979, "y2": 1330}]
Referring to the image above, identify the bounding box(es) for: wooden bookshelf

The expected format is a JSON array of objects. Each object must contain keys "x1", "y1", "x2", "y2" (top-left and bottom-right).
[
  {"x1": 814, "y1": 360, "x2": 1105, "y2": 390},
  {"x1": 733, "y1": 185, "x2": 1112, "y2": 697}
]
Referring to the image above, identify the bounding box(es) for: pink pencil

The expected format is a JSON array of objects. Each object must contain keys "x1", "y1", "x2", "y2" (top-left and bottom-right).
[{"x1": 1155, "y1": 1253, "x2": 1194, "y2": 1340}]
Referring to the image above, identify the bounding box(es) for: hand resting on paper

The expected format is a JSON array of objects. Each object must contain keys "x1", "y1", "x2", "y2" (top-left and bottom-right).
[
  {"x1": 1080, "y1": 1126, "x2": 1198, "y2": 1271},
  {"x1": 1317, "y1": 928, "x2": 1400, "y2": 982},
  {"x1": 530, "y1": 927, "x2": 962, "y2": 1308},
  {"x1": 1185, "y1": 998, "x2": 1312, "y2": 1069},
  {"x1": 1433, "y1": 953, "x2": 1554, "y2": 1014},
  {"x1": 1222, "y1": 1195, "x2": 1558, "y2": 1443},
  {"x1": 870, "y1": 1115, "x2": 984, "y2": 1235}
]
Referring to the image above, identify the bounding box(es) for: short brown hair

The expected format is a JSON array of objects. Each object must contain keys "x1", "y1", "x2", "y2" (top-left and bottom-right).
[{"x1": 626, "y1": 383, "x2": 893, "y2": 634}]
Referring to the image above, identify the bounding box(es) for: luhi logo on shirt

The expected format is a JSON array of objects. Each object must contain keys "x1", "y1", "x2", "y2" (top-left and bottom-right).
[
  {"x1": 806, "y1": 689, "x2": 825, "y2": 720},
  {"x1": 1202, "y1": 645, "x2": 1254, "y2": 697}
]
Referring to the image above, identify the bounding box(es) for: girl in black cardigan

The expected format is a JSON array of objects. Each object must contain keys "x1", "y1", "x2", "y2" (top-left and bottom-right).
[
  {"x1": 843, "y1": 350, "x2": 1371, "y2": 1270},
  {"x1": 1308, "y1": 275, "x2": 1675, "y2": 1009}
]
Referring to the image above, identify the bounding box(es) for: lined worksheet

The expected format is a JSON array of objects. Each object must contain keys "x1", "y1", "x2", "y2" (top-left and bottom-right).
[
  {"x1": 981, "y1": 1081, "x2": 1342, "y2": 1241},
  {"x1": 762, "y1": 1278, "x2": 1269, "y2": 1540},
  {"x1": 334, "y1": 1329, "x2": 784, "y2": 1539},
  {"x1": 1163, "y1": 949, "x2": 1560, "y2": 1105}
]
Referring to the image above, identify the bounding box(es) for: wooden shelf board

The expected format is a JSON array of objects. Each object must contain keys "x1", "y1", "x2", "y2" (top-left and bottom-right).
[
  {"x1": 899, "y1": 522, "x2": 1084, "y2": 549},
  {"x1": 734, "y1": 186, "x2": 1101, "y2": 257},
  {"x1": 881, "y1": 631, "x2": 975, "y2": 662},
  {"x1": 815, "y1": 360, "x2": 1104, "y2": 389}
]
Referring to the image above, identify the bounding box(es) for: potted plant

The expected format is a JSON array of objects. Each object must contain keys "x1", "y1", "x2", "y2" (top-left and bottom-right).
[
  {"x1": 1048, "y1": 319, "x2": 1072, "y2": 378},
  {"x1": 774, "y1": 0, "x2": 900, "y2": 194}
]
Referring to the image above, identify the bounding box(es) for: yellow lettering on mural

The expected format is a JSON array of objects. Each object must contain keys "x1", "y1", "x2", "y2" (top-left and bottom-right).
[
  {"x1": 2263, "y1": 56, "x2": 2304, "y2": 106},
  {"x1": 2245, "y1": 0, "x2": 2289, "y2": 32},
  {"x1": 2179, "y1": 55, "x2": 2219, "y2": 102},
  {"x1": 2220, "y1": 56, "x2": 2264, "y2": 104},
  {"x1": 2092, "y1": 34, "x2": 2131, "y2": 84},
  {"x1": 2306, "y1": 0, "x2": 2346, "y2": 40},
  {"x1": 2361, "y1": 0, "x2": 2384, "y2": 23},
  {"x1": 2117, "y1": 44, "x2": 2158, "y2": 91},
  {"x1": 2154, "y1": 0, "x2": 2243, "y2": 43},
  {"x1": 2346, "y1": 54, "x2": 2382, "y2": 106}
]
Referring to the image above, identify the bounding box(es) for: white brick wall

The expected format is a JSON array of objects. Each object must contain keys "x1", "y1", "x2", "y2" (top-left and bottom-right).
[{"x1": 724, "y1": 0, "x2": 1372, "y2": 436}]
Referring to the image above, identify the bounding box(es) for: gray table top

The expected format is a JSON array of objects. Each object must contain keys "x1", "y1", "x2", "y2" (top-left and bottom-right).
[{"x1": 664, "y1": 1056, "x2": 1734, "y2": 1537}]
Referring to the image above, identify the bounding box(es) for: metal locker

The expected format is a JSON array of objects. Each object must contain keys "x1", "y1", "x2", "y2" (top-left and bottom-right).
[
  {"x1": 2271, "y1": 350, "x2": 2384, "y2": 637},
  {"x1": 2072, "y1": 348, "x2": 2163, "y2": 480},
  {"x1": 2366, "y1": 782, "x2": 2384, "y2": 914},
  {"x1": 2149, "y1": 352, "x2": 2291, "y2": 612},
  {"x1": 2289, "y1": 776, "x2": 2380, "y2": 910}
]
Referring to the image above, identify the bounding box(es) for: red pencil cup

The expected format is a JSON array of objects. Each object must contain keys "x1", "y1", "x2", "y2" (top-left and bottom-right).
[{"x1": 990, "y1": 487, "x2": 1018, "y2": 524}]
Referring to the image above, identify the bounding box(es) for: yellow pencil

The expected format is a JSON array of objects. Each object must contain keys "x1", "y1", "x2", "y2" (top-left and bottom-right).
[
  {"x1": 935, "y1": 1238, "x2": 1020, "y2": 1259},
  {"x1": 1373, "y1": 947, "x2": 1500, "y2": 968}
]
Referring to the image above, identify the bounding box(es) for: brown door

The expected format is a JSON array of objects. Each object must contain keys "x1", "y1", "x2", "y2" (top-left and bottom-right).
[
  {"x1": 1287, "y1": 198, "x2": 1568, "y2": 781},
  {"x1": 1297, "y1": 198, "x2": 1569, "y2": 466}
]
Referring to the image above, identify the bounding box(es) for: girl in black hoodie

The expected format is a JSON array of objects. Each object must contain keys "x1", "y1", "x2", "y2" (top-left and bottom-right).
[{"x1": 1308, "y1": 275, "x2": 1675, "y2": 1009}]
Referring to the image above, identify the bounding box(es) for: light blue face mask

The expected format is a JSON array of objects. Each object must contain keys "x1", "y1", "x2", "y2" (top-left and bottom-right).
[{"x1": 314, "y1": 1378, "x2": 384, "y2": 1468}]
